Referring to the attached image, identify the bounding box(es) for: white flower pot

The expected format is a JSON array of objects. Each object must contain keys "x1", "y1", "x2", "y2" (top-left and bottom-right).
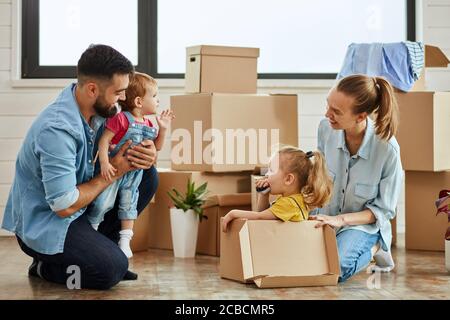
[
  {"x1": 446, "y1": 240, "x2": 450, "y2": 273},
  {"x1": 170, "y1": 208, "x2": 199, "y2": 258}
]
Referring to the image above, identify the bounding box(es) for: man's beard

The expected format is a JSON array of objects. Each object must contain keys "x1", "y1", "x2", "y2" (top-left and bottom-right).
[{"x1": 93, "y1": 98, "x2": 118, "y2": 118}]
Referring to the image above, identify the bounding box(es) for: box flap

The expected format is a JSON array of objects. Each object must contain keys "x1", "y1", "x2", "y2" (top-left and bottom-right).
[
  {"x1": 253, "y1": 274, "x2": 339, "y2": 288},
  {"x1": 269, "y1": 93, "x2": 298, "y2": 97},
  {"x1": 187, "y1": 45, "x2": 260, "y2": 58},
  {"x1": 216, "y1": 193, "x2": 251, "y2": 207},
  {"x1": 425, "y1": 45, "x2": 450, "y2": 68},
  {"x1": 203, "y1": 193, "x2": 251, "y2": 209},
  {"x1": 239, "y1": 221, "x2": 254, "y2": 280},
  {"x1": 239, "y1": 220, "x2": 338, "y2": 280},
  {"x1": 323, "y1": 225, "x2": 341, "y2": 275}
]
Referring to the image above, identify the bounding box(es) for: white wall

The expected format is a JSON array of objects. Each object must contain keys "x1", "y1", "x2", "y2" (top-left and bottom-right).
[{"x1": 1, "y1": 0, "x2": 450, "y2": 236}]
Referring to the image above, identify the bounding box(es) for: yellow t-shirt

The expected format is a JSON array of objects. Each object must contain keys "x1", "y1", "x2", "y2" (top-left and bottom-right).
[{"x1": 269, "y1": 194, "x2": 309, "y2": 222}]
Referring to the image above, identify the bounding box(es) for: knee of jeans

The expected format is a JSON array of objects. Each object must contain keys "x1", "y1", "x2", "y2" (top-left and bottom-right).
[{"x1": 95, "y1": 251, "x2": 128, "y2": 290}]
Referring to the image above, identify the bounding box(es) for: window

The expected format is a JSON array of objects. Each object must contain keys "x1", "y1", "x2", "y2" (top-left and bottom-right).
[{"x1": 22, "y1": 0, "x2": 415, "y2": 79}]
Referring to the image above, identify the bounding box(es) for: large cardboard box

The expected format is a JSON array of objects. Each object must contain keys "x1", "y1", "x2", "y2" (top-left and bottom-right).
[
  {"x1": 171, "y1": 93, "x2": 298, "y2": 172},
  {"x1": 185, "y1": 45, "x2": 259, "y2": 94},
  {"x1": 396, "y1": 91, "x2": 450, "y2": 171},
  {"x1": 146, "y1": 169, "x2": 252, "y2": 250},
  {"x1": 198, "y1": 193, "x2": 251, "y2": 256},
  {"x1": 410, "y1": 45, "x2": 450, "y2": 91},
  {"x1": 405, "y1": 171, "x2": 450, "y2": 251},
  {"x1": 220, "y1": 219, "x2": 340, "y2": 288}
]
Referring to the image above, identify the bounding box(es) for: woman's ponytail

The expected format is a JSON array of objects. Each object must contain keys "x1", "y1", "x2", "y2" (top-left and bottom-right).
[{"x1": 373, "y1": 77, "x2": 399, "y2": 140}]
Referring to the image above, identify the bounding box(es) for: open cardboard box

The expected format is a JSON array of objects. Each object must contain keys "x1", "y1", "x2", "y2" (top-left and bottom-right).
[
  {"x1": 410, "y1": 45, "x2": 450, "y2": 91},
  {"x1": 220, "y1": 219, "x2": 340, "y2": 288}
]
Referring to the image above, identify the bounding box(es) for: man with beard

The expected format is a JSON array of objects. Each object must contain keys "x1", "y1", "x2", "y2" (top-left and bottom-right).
[{"x1": 1, "y1": 45, "x2": 158, "y2": 290}]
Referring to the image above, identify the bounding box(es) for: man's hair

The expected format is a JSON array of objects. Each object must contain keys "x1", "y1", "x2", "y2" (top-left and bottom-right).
[{"x1": 77, "y1": 44, "x2": 134, "y2": 85}]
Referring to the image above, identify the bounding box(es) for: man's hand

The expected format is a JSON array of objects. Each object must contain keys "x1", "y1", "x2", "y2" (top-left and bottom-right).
[{"x1": 126, "y1": 139, "x2": 157, "y2": 170}]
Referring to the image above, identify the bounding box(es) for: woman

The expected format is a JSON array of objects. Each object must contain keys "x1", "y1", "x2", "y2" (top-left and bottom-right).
[{"x1": 311, "y1": 74, "x2": 403, "y2": 282}]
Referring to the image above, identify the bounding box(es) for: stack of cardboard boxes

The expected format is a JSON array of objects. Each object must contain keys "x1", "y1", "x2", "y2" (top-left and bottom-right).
[
  {"x1": 131, "y1": 45, "x2": 341, "y2": 287},
  {"x1": 396, "y1": 45, "x2": 450, "y2": 252},
  {"x1": 132, "y1": 45, "x2": 299, "y2": 257}
]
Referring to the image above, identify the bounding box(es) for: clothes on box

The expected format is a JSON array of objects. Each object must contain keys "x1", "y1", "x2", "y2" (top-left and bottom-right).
[{"x1": 338, "y1": 42, "x2": 424, "y2": 92}]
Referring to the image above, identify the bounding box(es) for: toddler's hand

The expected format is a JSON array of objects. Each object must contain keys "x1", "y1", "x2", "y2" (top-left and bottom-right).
[
  {"x1": 156, "y1": 109, "x2": 175, "y2": 130},
  {"x1": 221, "y1": 211, "x2": 235, "y2": 233},
  {"x1": 101, "y1": 162, "x2": 117, "y2": 182},
  {"x1": 255, "y1": 177, "x2": 270, "y2": 194}
]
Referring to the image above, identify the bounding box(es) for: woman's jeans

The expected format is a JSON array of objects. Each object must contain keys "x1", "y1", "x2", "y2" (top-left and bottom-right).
[
  {"x1": 16, "y1": 166, "x2": 159, "y2": 290},
  {"x1": 337, "y1": 229, "x2": 381, "y2": 282}
]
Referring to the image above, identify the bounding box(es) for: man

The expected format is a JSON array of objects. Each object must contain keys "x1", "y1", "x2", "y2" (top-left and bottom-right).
[{"x1": 1, "y1": 45, "x2": 158, "y2": 290}]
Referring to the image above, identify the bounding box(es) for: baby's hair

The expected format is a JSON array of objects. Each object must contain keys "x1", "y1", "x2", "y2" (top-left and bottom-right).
[
  {"x1": 120, "y1": 72, "x2": 157, "y2": 112},
  {"x1": 277, "y1": 146, "x2": 333, "y2": 209}
]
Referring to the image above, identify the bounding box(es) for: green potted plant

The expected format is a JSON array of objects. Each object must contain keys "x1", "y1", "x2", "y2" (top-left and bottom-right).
[{"x1": 167, "y1": 180, "x2": 208, "y2": 258}]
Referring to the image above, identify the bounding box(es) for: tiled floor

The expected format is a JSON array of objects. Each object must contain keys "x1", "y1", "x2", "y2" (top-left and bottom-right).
[{"x1": 0, "y1": 234, "x2": 449, "y2": 300}]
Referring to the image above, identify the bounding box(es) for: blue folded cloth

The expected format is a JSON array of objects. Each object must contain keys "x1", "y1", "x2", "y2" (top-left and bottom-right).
[{"x1": 337, "y1": 42, "x2": 424, "y2": 92}]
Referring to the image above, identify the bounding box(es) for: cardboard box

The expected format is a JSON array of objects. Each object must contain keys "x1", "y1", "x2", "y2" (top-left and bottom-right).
[
  {"x1": 147, "y1": 169, "x2": 252, "y2": 250},
  {"x1": 185, "y1": 45, "x2": 259, "y2": 94},
  {"x1": 405, "y1": 171, "x2": 450, "y2": 251},
  {"x1": 130, "y1": 204, "x2": 151, "y2": 253},
  {"x1": 219, "y1": 219, "x2": 340, "y2": 288},
  {"x1": 396, "y1": 91, "x2": 450, "y2": 171},
  {"x1": 410, "y1": 45, "x2": 450, "y2": 91},
  {"x1": 198, "y1": 193, "x2": 251, "y2": 256},
  {"x1": 171, "y1": 93, "x2": 298, "y2": 172}
]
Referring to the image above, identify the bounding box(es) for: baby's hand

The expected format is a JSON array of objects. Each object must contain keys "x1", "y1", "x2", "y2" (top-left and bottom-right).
[
  {"x1": 101, "y1": 162, "x2": 117, "y2": 182},
  {"x1": 156, "y1": 109, "x2": 175, "y2": 130}
]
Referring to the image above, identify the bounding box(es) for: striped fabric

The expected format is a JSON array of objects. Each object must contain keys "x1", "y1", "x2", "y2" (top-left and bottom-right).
[{"x1": 404, "y1": 41, "x2": 424, "y2": 80}]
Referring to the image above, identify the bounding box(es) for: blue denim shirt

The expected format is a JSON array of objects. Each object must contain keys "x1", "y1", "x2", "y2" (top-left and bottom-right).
[
  {"x1": 1, "y1": 84, "x2": 105, "y2": 254},
  {"x1": 314, "y1": 118, "x2": 403, "y2": 251}
]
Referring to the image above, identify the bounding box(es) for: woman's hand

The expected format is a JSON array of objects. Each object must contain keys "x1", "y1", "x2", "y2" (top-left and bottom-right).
[
  {"x1": 126, "y1": 139, "x2": 157, "y2": 170},
  {"x1": 309, "y1": 214, "x2": 346, "y2": 228}
]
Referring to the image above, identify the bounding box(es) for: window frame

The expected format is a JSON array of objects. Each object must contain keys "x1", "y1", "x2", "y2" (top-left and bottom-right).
[{"x1": 21, "y1": 0, "x2": 416, "y2": 79}]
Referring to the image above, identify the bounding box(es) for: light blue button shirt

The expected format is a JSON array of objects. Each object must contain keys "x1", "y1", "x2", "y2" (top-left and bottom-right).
[
  {"x1": 1, "y1": 84, "x2": 105, "y2": 254},
  {"x1": 314, "y1": 118, "x2": 403, "y2": 251}
]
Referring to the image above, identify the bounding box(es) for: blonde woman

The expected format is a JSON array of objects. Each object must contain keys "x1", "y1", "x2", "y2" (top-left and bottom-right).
[{"x1": 311, "y1": 74, "x2": 403, "y2": 282}]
